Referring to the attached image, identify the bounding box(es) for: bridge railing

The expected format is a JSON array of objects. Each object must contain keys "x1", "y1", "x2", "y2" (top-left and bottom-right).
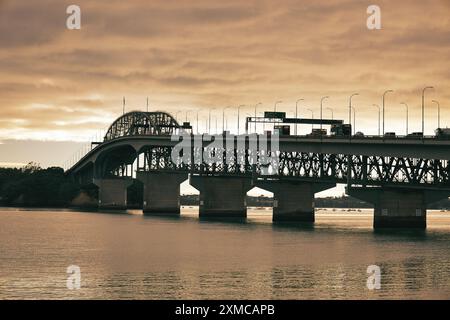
[
  {"x1": 277, "y1": 134, "x2": 444, "y2": 141},
  {"x1": 63, "y1": 126, "x2": 110, "y2": 172}
]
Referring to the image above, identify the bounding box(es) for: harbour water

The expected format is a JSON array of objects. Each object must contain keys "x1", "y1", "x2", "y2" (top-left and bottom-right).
[{"x1": 1, "y1": 207, "x2": 450, "y2": 299}]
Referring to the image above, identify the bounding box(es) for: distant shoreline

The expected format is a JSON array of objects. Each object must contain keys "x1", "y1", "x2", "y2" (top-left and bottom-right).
[
  {"x1": 0, "y1": 195, "x2": 450, "y2": 211},
  {"x1": 2, "y1": 165, "x2": 449, "y2": 210}
]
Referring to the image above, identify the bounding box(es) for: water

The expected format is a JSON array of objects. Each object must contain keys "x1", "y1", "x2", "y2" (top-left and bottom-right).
[{"x1": 1, "y1": 207, "x2": 450, "y2": 299}]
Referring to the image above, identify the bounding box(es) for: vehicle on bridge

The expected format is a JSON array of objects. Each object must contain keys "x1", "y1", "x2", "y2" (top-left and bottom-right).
[
  {"x1": 383, "y1": 132, "x2": 396, "y2": 138},
  {"x1": 435, "y1": 128, "x2": 450, "y2": 139},
  {"x1": 330, "y1": 124, "x2": 351, "y2": 137},
  {"x1": 274, "y1": 125, "x2": 291, "y2": 136},
  {"x1": 307, "y1": 129, "x2": 327, "y2": 137},
  {"x1": 406, "y1": 132, "x2": 424, "y2": 139}
]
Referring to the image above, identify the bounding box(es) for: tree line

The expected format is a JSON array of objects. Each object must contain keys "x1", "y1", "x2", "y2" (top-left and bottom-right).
[
  {"x1": 1, "y1": 163, "x2": 449, "y2": 209},
  {"x1": 0, "y1": 163, "x2": 79, "y2": 207}
]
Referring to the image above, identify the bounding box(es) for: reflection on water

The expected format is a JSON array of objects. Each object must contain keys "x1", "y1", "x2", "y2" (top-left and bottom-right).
[{"x1": 1, "y1": 207, "x2": 450, "y2": 299}]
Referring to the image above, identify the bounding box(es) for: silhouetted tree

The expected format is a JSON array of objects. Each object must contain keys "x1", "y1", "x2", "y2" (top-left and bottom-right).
[{"x1": 0, "y1": 165, "x2": 80, "y2": 207}]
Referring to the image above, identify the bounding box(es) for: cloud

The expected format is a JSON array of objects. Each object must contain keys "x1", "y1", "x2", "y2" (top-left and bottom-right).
[
  {"x1": 0, "y1": 0, "x2": 448, "y2": 145},
  {"x1": 0, "y1": 0, "x2": 67, "y2": 47},
  {"x1": 0, "y1": 162, "x2": 27, "y2": 168}
]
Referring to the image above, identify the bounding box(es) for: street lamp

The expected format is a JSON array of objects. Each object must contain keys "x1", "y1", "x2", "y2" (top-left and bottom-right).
[
  {"x1": 307, "y1": 108, "x2": 314, "y2": 131},
  {"x1": 422, "y1": 86, "x2": 434, "y2": 134},
  {"x1": 372, "y1": 104, "x2": 380, "y2": 136},
  {"x1": 254, "y1": 102, "x2": 262, "y2": 134},
  {"x1": 196, "y1": 111, "x2": 200, "y2": 134},
  {"x1": 245, "y1": 113, "x2": 253, "y2": 134},
  {"x1": 400, "y1": 102, "x2": 409, "y2": 135},
  {"x1": 208, "y1": 108, "x2": 216, "y2": 133},
  {"x1": 274, "y1": 100, "x2": 282, "y2": 112},
  {"x1": 174, "y1": 111, "x2": 183, "y2": 134},
  {"x1": 432, "y1": 100, "x2": 440, "y2": 129},
  {"x1": 320, "y1": 96, "x2": 329, "y2": 134},
  {"x1": 349, "y1": 93, "x2": 359, "y2": 137},
  {"x1": 295, "y1": 99, "x2": 304, "y2": 135},
  {"x1": 326, "y1": 107, "x2": 334, "y2": 120},
  {"x1": 214, "y1": 116, "x2": 218, "y2": 134},
  {"x1": 382, "y1": 90, "x2": 394, "y2": 136},
  {"x1": 175, "y1": 111, "x2": 183, "y2": 123},
  {"x1": 237, "y1": 105, "x2": 245, "y2": 134},
  {"x1": 185, "y1": 110, "x2": 192, "y2": 123},
  {"x1": 223, "y1": 106, "x2": 231, "y2": 133},
  {"x1": 351, "y1": 106, "x2": 356, "y2": 134}
]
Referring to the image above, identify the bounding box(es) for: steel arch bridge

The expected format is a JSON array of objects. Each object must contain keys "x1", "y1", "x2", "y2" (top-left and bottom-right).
[
  {"x1": 67, "y1": 111, "x2": 450, "y2": 192},
  {"x1": 65, "y1": 110, "x2": 450, "y2": 229},
  {"x1": 103, "y1": 111, "x2": 185, "y2": 141}
]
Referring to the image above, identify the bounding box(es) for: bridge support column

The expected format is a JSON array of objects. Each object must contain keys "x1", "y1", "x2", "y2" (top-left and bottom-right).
[
  {"x1": 257, "y1": 180, "x2": 335, "y2": 222},
  {"x1": 190, "y1": 175, "x2": 252, "y2": 218},
  {"x1": 137, "y1": 171, "x2": 187, "y2": 215},
  {"x1": 347, "y1": 187, "x2": 450, "y2": 229},
  {"x1": 93, "y1": 178, "x2": 133, "y2": 211}
]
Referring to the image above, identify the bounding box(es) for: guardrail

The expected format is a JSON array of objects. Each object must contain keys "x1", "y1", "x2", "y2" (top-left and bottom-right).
[{"x1": 280, "y1": 134, "x2": 450, "y2": 141}]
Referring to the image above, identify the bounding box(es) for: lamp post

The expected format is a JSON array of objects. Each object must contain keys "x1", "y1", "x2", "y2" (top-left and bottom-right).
[
  {"x1": 196, "y1": 111, "x2": 200, "y2": 134},
  {"x1": 372, "y1": 104, "x2": 380, "y2": 136},
  {"x1": 208, "y1": 108, "x2": 216, "y2": 133},
  {"x1": 274, "y1": 100, "x2": 282, "y2": 112},
  {"x1": 422, "y1": 86, "x2": 434, "y2": 134},
  {"x1": 295, "y1": 99, "x2": 304, "y2": 135},
  {"x1": 307, "y1": 108, "x2": 314, "y2": 131},
  {"x1": 432, "y1": 100, "x2": 440, "y2": 129},
  {"x1": 214, "y1": 116, "x2": 218, "y2": 134},
  {"x1": 254, "y1": 102, "x2": 262, "y2": 134},
  {"x1": 175, "y1": 111, "x2": 182, "y2": 123},
  {"x1": 185, "y1": 110, "x2": 191, "y2": 123},
  {"x1": 237, "y1": 105, "x2": 245, "y2": 134},
  {"x1": 352, "y1": 106, "x2": 356, "y2": 134},
  {"x1": 349, "y1": 93, "x2": 359, "y2": 137},
  {"x1": 326, "y1": 107, "x2": 334, "y2": 120},
  {"x1": 382, "y1": 90, "x2": 394, "y2": 136},
  {"x1": 320, "y1": 96, "x2": 329, "y2": 135},
  {"x1": 400, "y1": 102, "x2": 409, "y2": 135},
  {"x1": 223, "y1": 106, "x2": 231, "y2": 133},
  {"x1": 245, "y1": 113, "x2": 253, "y2": 134}
]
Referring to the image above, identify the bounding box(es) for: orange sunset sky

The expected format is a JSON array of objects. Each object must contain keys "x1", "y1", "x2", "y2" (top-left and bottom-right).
[{"x1": 0, "y1": 0, "x2": 449, "y2": 169}]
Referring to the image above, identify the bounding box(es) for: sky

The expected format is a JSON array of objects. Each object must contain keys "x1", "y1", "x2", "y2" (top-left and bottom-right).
[{"x1": 0, "y1": 0, "x2": 449, "y2": 187}]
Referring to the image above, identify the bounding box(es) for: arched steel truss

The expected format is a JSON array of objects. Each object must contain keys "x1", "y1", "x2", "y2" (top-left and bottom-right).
[{"x1": 104, "y1": 111, "x2": 182, "y2": 141}]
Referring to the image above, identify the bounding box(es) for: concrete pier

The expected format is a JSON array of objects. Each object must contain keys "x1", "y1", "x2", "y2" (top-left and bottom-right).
[
  {"x1": 93, "y1": 178, "x2": 133, "y2": 210},
  {"x1": 257, "y1": 180, "x2": 335, "y2": 222},
  {"x1": 348, "y1": 187, "x2": 449, "y2": 229},
  {"x1": 190, "y1": 175, "x2": 252, "y2": 218},
  {"x1": 137, "y1": 171, "x2": 187, "y2": 215}
]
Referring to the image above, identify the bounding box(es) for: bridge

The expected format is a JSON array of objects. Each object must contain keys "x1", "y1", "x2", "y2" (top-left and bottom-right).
[{"x1": 66, "y1": 110, "x2": 450, "y2": 229}]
